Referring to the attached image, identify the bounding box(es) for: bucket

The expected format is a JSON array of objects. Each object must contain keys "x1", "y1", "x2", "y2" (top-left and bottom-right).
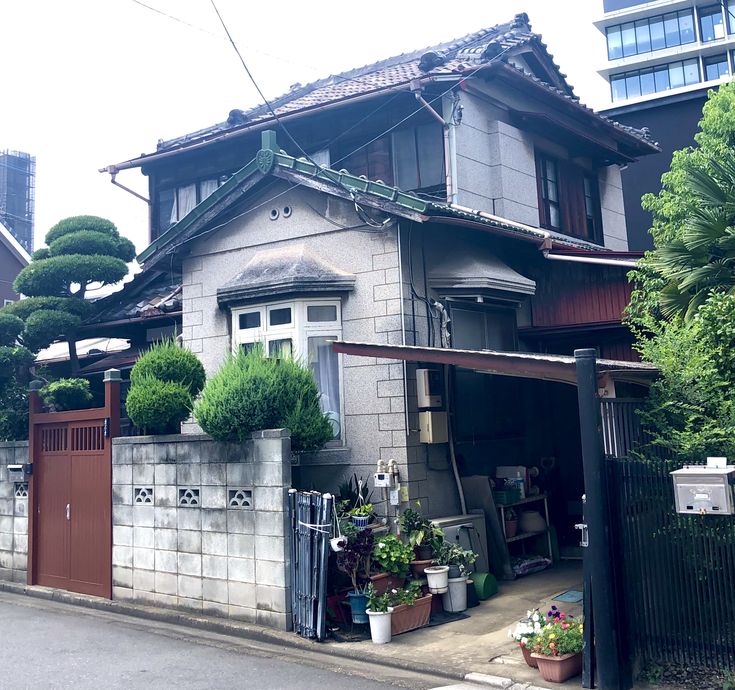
[
  {"x1": 367, "y1": 608, "x2": 393, "y2": 644},
  {"x1": 424, "y1": 565, "x2": 450, "y2": 594},
  {"x1": 472, "y1": 572, "x2": 498, "y2": 600},
  {"x1": 348, "y1": 591, "x2": 369, "y2": 624},
  {"x1": 442, "y1": 576, "x2": 468, "y2": 612}
]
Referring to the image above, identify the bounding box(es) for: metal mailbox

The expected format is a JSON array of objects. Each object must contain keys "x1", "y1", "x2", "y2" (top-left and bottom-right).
[
  {"x1": 6, "y1": 464, "x2": 25, "y2": 482},
  {"x1": 671, "y1": 457, "x2": 735, "y2": 515}
]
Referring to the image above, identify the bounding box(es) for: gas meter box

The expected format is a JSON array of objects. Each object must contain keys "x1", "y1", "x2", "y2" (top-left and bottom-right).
[{"x1": 671, "y1": 458, "x2": 735, "y2": 515}]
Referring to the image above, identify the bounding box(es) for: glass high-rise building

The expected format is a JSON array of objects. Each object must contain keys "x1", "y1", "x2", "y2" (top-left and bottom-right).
[{"x1": 0, "y1": 150, "x2": 35, "y2": 253}]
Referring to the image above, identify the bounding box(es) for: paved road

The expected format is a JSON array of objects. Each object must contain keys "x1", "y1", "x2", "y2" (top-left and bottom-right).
[{"x1": 0, "y1": 592, "x2": 453, "y2": 690}]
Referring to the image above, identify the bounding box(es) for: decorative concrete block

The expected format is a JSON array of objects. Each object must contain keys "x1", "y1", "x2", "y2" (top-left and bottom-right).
[
  {"x1": 201, "y1": 509, "x2": 227, "y2": 532},
  {"x1": 133, "y1": 568, "x2": 155, "y2": 592},
  {"x1": 202, "y1": 577, "x2": 228, "y2": 604},
  {"x1": 202, "y1": 554, "x2": 228, "y2": 579},
  {"x1": 133, "y1": 527, "x2": 154, "y2": 549},
  {"x1": 228, "y1": 557, "x2": 254, "y2": 583},
  {"x1": 133, "y1": 547, "x2": 155, "y2": 571},
  {"x1": 177, "y1": 529, "x2": 202, "y2": 554},
  {"x1": 177, "y1": 552, "x2": 202, "y2": 577},
  {"x1": 154, "y1": 507, "x2": 177, "y2": 529},
  {"x1": 201, "y1": 485, "x2": 227, "y2": 509},
  {"x1": 202, "y1": 532, "x2": 227, "y2": 556},
  {"x1": 177, "y1": 575, "x2": 202, "y2": 600},
  {"x1": 154, "y1": 528, "x2": 178, "y2": 551},
  {"x1": 228, "y1": 581, "x2": 256, "y2": 608},
  {"x1": 155, "y1": 549, "x2": 177, "y2": 574},
  {"x1": 154, "y1": 571, "x2": 178, "y2": 596}
]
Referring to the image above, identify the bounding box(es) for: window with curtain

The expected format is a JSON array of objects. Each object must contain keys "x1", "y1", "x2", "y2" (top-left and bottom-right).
[
  {"x1": 232, "y1": 299, "x2": 343, "y2": 441},
  {"x1": 155, "y1": 176, "x2": 224, "y2": 239}
]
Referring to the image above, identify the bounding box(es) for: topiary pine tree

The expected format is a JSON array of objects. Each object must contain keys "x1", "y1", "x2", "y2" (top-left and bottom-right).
[{"x1": 4, "y1": 215, "x2": 134, "y2": 373}]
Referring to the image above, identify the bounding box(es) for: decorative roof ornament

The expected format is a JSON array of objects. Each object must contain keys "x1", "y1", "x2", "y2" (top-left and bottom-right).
[{"x1": 418, "y1": 50, "x2": 446, "y2": 72}]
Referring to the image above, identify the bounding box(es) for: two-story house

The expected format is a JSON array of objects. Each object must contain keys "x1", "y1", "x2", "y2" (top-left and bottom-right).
[
  {"x1": 100, "y1": 15, "x2": 658, "y2": 572},
  {"x1": 0, "y1": 220, "x2": 30, "y2": 306}
]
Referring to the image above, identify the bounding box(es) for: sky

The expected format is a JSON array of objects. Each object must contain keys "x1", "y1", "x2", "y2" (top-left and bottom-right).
[{"x1": 0, "y1": 1, "x2": 608, "y2": 254}]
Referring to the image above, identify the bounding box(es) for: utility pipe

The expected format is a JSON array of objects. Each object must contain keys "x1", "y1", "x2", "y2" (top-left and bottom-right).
[
  {"x1": 543, "y1": 251, "x2": 638, "y2": 268},
  {"x1": 444, "y1": 363, "x2": 467, "y2": 515},
  {"x1": 110, "y1": 173, "x2": 149, "y2": 204}
]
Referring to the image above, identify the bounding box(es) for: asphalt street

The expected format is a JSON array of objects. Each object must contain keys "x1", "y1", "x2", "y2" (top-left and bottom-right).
[{"x1": 0, "y1": 592, "x2": 449, "y2": 690}]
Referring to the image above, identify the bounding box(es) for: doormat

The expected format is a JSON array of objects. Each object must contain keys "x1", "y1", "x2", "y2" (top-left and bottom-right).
[
  {"x1": 552, "y1": 589, "x2": 583, "y2": 603},
  {"x1": 427, "y1": 610, "x2": 470, "y2": 627}
]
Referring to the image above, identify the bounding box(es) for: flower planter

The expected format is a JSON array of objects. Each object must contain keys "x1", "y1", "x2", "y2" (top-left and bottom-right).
[
  {"x1": 447, "y1": 564, "x2": 461, "y2": 579},
  {"x1": 351, "y1": 515, "x2": 369, "y2": 529},
  {"x1": 409, "y1": 559, "x2": 432, "y2": 578},
  {"x1": 414, "y1": 544, "x2": 433, "y2": 561},
  {"x1": 366, "y1": 607, "x2": 393, "y2": 644},
  {"x1": 424, "y1": 565, "x2": 450, "y2": 594},
  {"x1": 391, "y1": 594, "x2": 432, "y2": 635},
  {"x1": 505, "y1": 519, "x2": 519, "y2": 538},
  {"x1": 369, "y1": 572, "x2": 405, "y2": 595},
  {"x1": 441, "y1": 576, "x2": 468, "y2": 612},
  {"x1": 347, "y1": 591, "x2": 369, "y2": 624},
  {"x1": 520, "y1": 644, "x2": 538, "y2": 668},
  {"x1": 531, "y1": 652, "x2": 583, "y2": 683}
]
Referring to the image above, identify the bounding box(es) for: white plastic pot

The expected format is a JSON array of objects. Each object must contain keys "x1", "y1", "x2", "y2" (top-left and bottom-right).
[
  {"x1": 424, "y1": 565, "x2": 450, "y2": 594},
  {"x1": 366, "y1": 607, "x2": 394, "y2": 644},
  {"x1": 442, "y1": 576, "x2": 468, "y2": 612}
]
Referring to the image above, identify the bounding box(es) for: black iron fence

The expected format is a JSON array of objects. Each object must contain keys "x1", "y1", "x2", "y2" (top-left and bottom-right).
[{"x1": 602, "y1": 400, "x2": 735, "y2": 672}]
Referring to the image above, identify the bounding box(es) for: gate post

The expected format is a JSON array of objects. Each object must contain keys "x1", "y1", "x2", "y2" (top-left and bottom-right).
[
  {"x1": 26, "y1": 379, "x2": 44, "y2": 586},
  {"x1": 103, "y1": 369, "x2": 121, "y2": 439},
  {"x1": 575, "y1": 349, "x2": 623, "y2": 690}
]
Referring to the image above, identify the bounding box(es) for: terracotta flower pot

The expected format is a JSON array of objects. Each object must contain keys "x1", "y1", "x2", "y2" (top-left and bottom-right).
[
  {"x1": 520, "y1": 644, "x2": 538, "y2": 668},
  {"x1": 409, "y1": 559, "x2": 433, "y2": 578},
  {"x1": 531, "y1": 652, "x2": 583, "y2": 683},
  {"x1": 390, "y1": 593, "x2": 432, "y2": 635},
  {"x1": 369, "y1": 572, "x2": 405, "y2": 595}
]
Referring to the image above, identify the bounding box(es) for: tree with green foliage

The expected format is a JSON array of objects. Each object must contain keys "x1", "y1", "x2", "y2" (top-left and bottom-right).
[
  {"x1": 0, "y1": 313, "x2": 34, "y2": 440},
  {"x1": 629, "y1": 82, "x2": 735, "y2": 461},
  {"x1": 3, "y1": 216, "x2": 134, "y2": 373}
]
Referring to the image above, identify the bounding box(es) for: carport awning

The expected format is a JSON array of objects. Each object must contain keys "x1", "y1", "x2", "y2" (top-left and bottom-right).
[{"x1": 331, "y1": 341, "x2": 657, "y2": 386}]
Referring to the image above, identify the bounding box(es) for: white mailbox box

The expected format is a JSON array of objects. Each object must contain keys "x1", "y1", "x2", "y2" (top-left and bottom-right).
[{"x1": 671, "y1": 458, "x2": 735, "y2": 515}]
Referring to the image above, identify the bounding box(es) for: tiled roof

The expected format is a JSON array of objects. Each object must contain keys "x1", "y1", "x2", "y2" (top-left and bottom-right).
[{"x1": 150, "y1": 13, "x2": 654, "y2": 155}]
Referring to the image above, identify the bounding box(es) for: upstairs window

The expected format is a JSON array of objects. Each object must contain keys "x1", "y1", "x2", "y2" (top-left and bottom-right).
[
  {"x1": 606, "y1": 10, "x2": 694, "y2": 60},
  {"x1": 700, "y1": 5, "x2": 726, "y2": 42},
  {"x1": 232, "y1": 299, "x2": 343, "y2": 440},
  {"x1": 704, "y1": 54, "x2": 730, "y2": 81},
  {"x1": 156, "y1": 177, "x2": 223, "y2": 238},
  {"x1": 536, "y1": 152, "x2": 603, "y2": 244}
]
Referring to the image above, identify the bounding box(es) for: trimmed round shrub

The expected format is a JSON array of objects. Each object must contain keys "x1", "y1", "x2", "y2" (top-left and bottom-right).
[
  {"x1": 41, "y1": 378, "x2": 93, "y2": 411},
  {"x1": 0, "y1": 313, "x2": 24, "y2": 346},
  {"x1": 125, "y1": 376, "x2": 192, "y2": 434},
  {"x1": 130, "y1": 338, "x2": 205, "y2": 397},
  {"x1": 45, "y1": 215, "x2": 118, "y2": 245},
  {"x1": 22, "y1": 310, "x2": 81, "y2": 352},
  {"x1": 194, "y1": 347, "x2": 333, "y2": 452}
]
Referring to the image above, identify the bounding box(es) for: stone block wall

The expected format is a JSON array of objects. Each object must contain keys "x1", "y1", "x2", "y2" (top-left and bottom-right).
[
  {"x1": 0, "y1": 441, "x2": 29, "y2": 584},
  {"x1": 111, "y1": 430, "x2": 292, "y2": 630}
]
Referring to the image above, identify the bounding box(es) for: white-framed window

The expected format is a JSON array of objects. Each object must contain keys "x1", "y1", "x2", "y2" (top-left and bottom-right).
[
  {"x1": 3, "y1": 299, "x2": 14, "y2": 307},
  {"x1": 231, "y1": 299, "x2": 344, "y2": 441}
]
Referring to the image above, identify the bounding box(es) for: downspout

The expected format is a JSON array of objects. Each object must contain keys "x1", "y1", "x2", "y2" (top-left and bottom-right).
[
  {"x1": 109, "y1": 170, "x2": 150, "y2": 205},
  {"x1": 396, "y1": 220, "x2": 410, "y2": 436},
  {"x1": 410, "y1": 80, "x2": 454, "y2": 204}
]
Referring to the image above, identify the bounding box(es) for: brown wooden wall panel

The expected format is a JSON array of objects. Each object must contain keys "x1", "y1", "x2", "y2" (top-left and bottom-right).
[{"x1": 531, "y1": 264, "x2": 633, "y2": 328}]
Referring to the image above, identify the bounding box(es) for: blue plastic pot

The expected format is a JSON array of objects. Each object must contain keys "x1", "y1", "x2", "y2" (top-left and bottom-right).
[
  {"x1": 351, "y1": 515, "x2": 369, "y2": 529},
  {"x1": 348, "y1": 591, "x2": 369, "y2": 624}
]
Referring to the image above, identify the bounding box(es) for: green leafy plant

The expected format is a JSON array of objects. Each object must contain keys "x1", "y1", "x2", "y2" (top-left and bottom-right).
[
  {"x1": 40, "y1": 378, "x2": 93, "y2": 411},
  {"x1": 433, "y1": 542, "x2": 478, "y2": 575},
  {"x1": 388, "y1": 580, "x2": 424, "y2": 606},
  {"x1": 125, "y1": 376, "x2": 192, "y2": 434},
  {"x1": 371, "y1": 534, "x2": 413, "y2": 577},
  {"x1": 130, "y1": 337, "x2": 205, "y2": 397},
  {"x1": 531, "y1": 609, "x2": 583, "y2": 657},
  {"x1": 399, "y1": 503, "x2": 443, "y2": 550},
  {"x1": 0, "y1": 314, "x2": 33, "y2": 440},
  {"x1": 366, "y1": 582, "x2": 392, "y2": 613},
  {"x1": 8, "y1": 215, "x2": 133, "y2": 373},
  {"x1": 194, "y1": 346, "x2": 332, "y2": 451},
  {"x1": 349, "y1": 503, "x2": 373, "y2": 518}
]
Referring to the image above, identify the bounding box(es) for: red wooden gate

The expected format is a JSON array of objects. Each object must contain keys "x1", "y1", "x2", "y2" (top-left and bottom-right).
[{"x1": 28, "y1": 371, "x2": 120, "y2": 599}]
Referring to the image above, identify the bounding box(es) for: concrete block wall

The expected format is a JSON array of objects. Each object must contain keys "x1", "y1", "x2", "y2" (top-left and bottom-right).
[
  {"x1": 0, "y1": 442, "x2": 29, "y2": 584},
  {"x1": 111, "y1": 431, "x2": 292, "y2": 630}
]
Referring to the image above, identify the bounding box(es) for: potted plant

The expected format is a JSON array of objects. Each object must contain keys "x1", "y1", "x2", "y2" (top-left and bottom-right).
[
  {"x1": 365, "y1": 583, "x2": 393, "y2": 644},
  {"x1": 399, "y1": 504, "x2": 443, "y2": 561},
  {"x1": 530, "y1": 610, "x2": 584, "y2": 683},
  {"x1": 443, "y1": 543, "x2": 478, "y2": 578},
  {"x1": 371, "y1": 535, "x2": 412, "y2": 593},
  {"x1": 387, "y1": 581, "x2": 433, "y2": 636},
  {"x1": 336, "y1": 528, "x2": 374, "y2": 624},
  {"x1": 508, "y1": 609, "x2": 547, "y2": 668},
  {"x1": 504, "y1": 508, "x2": 519, "y2": 539},
  {"x1": 350, "y1": 502, "x2": 373, "y2": 528}
]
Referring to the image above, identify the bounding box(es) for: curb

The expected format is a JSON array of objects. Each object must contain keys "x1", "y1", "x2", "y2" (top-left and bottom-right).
[
  {"x1": 465, "y1": 671, "x2": 552, "y2": 690},
  {"x1": 0, "y1": 580, "x2": 463, "y2": 684}
]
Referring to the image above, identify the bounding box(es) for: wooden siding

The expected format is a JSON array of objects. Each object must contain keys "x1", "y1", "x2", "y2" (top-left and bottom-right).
[{"x1": 531, "y1": 263, "x2": 633, "y2": 328}]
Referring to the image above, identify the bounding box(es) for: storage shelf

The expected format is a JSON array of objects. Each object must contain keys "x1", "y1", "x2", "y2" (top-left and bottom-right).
[
  {"x1": 506, "y1": 528, "x2": 549, "y2": 543},
  {"x1": 496, "y1": 493, "x2": 548, "y2": 509}
]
